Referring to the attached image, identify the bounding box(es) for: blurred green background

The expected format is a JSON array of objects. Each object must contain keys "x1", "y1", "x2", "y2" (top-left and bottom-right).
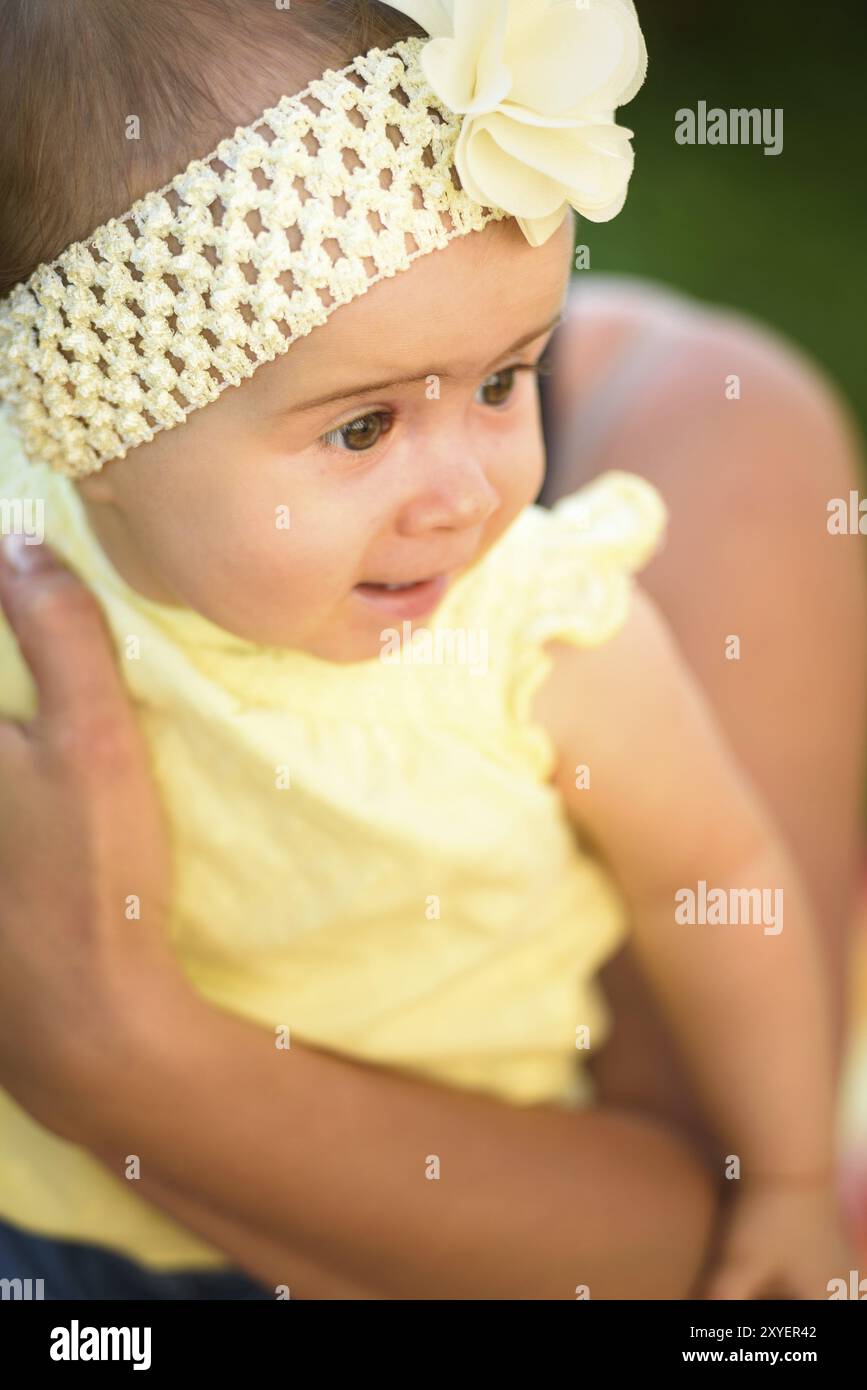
[{"x1": 574, "y1": 0, "x2": 866, "y2": 450}]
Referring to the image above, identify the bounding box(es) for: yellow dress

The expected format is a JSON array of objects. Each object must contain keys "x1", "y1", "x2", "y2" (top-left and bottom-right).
[{"x1": 0, "y1": 413, "x2": 667, "y2": 1269}]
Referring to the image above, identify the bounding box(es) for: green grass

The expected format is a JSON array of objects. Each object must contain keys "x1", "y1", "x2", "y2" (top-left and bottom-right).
[{"x1": 571, "y1": 0, "x2": 867, "y2": 453}]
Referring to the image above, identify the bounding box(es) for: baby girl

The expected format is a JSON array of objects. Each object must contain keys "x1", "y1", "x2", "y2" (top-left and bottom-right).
[{"x1": 0, "y1": 0, "x2": 853, "y2": 1299}]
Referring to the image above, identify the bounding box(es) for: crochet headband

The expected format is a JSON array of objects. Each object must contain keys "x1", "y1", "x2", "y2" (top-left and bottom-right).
[{"x1": 0, "y1": 0, "x2": 646, "y2": 478}]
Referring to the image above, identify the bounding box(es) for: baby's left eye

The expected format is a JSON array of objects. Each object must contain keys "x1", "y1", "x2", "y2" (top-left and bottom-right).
[{"x1": 476, "y1": 367, "x2": 519, "y2": 408}]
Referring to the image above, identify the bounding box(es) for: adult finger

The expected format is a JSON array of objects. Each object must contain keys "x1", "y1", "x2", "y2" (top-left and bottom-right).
[{"x1": 0, "y1": 534, "x2": 133, "y2": 742}]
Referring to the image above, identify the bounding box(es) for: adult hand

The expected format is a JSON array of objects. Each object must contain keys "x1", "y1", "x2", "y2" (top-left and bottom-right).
[{"x1": 0, "y1": 535, "x2": 184, "y2": 1141}]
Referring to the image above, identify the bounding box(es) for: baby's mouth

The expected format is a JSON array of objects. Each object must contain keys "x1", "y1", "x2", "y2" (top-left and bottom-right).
[
  {"x1": 360, "y1": 580, "x2": 424, "y2": 592},
  {"x1": 353, "y1": 574, "x2": 449, "y2": 618}
]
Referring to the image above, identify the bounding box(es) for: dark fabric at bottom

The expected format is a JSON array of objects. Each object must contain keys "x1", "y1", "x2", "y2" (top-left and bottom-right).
[{"x1": 0, "y1": 1215, "x2": 273, "y2": 1300}]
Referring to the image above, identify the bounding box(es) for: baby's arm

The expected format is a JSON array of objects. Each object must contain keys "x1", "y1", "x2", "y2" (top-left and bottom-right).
[{"x1": 532, "y1": 585, "x2": 852, "y2": 1296}]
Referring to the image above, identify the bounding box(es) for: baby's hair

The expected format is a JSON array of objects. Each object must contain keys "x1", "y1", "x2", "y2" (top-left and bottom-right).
[{"x1": 0, "y1": 0, "x2": 426, "y2": 299}]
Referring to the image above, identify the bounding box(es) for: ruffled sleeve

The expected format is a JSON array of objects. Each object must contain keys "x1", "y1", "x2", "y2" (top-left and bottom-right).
[{"x1": 504, "y1": 469, "x2": 668, "y2": 774}]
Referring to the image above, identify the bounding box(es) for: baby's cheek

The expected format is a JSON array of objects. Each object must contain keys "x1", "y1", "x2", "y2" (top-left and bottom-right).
[
  {"x1": 488, "y1": 442, "x2": 544, "y2": 532},
  {"x1": 198, "y1": 528, "x2": 350, "y2": 645},
  {"x1": 493, "y1": 416, "x2": 545, "y2": 500},
  {"x1": 521, "y1": 448, "x2": 546, "y2": 504}
]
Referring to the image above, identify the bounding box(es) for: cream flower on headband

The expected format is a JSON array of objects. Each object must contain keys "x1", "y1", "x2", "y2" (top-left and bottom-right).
[{"x1": 388, "y1": 0, "x2": 647, "y2": 246}]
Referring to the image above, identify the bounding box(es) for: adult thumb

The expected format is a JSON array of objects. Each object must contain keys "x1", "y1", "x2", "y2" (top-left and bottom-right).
[{"x1": 0, "y1": 533, "x2": 132, "y2": 736}]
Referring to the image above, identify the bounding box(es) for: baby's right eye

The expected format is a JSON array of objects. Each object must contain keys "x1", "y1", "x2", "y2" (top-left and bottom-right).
[{"x1": 319, "y1": 411, "x2": 394, "y2": 453}]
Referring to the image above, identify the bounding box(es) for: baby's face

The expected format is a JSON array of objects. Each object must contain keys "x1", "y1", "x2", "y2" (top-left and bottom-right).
[{"x1": 79, "y1": 215, "x2": 573, "y2": 661}]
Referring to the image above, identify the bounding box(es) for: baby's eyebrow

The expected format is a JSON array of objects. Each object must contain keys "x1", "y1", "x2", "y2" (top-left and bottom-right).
[{"x1": 277, "y1": 311, "x2": 565, "y2": 416}]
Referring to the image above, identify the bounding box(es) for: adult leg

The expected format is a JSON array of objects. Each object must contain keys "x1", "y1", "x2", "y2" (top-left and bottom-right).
[{"x1": 541, "y1": 276, "x2": 867, "y2": 1154}]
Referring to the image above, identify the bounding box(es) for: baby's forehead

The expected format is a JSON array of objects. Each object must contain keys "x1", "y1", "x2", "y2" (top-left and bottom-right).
[{"x1": 234, "y1": 217, "x2": 570, "y2": 413}]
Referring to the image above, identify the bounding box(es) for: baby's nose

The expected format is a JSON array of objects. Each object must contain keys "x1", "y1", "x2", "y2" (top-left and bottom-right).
[{"x1": 397, "y1": 452, "x2": 500, "y2": 537}]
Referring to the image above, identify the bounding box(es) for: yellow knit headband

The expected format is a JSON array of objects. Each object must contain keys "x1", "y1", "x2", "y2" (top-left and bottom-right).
[{"x1": 0, "y1": 1, "x2": 646, "y2": 478}]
